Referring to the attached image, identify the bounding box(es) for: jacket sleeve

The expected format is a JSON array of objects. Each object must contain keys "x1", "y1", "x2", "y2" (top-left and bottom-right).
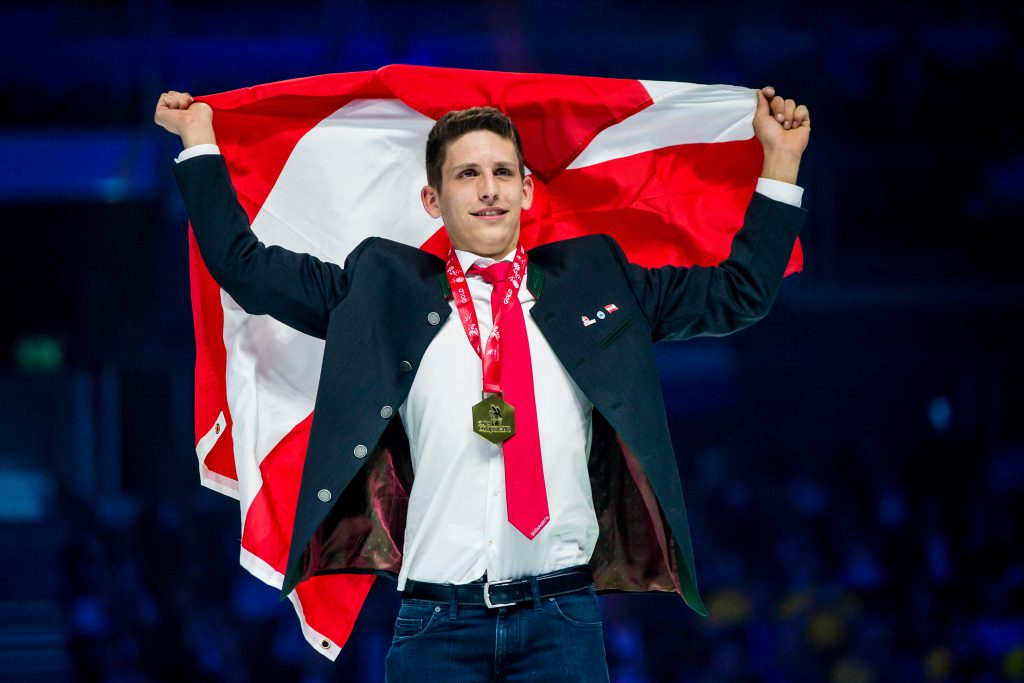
[
  {"x1": 608, "y1": 192, "x2": 806, "y2": 342},
  {"x1": 173, "y1": 154, "x2": 373, "y2": 340}
]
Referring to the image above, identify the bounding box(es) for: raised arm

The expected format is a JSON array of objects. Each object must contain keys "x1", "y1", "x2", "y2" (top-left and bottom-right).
[
  {"x1": 617, "y1": 86, "x2": 811, "y2": 341},
  {"x1": 155, "y1": 91, "x2": 357, "y2": 339},
  {"x1": 754, "y1": 85, "x2": 810, "y2": 184}
]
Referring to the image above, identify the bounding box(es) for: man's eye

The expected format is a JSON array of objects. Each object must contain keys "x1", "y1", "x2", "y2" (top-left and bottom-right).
[
  {"x1": 495, "y1": 168, "x2": 512, "y2": 176},
  {"x1": 459, "y1": 169, "x2": 476, "y2": 178}
]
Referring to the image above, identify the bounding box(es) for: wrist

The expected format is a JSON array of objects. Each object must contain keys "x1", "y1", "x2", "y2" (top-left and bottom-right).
[
  {"x1": 181, "y1": 122, "x2": 216, "y2": 149},
  {"x1": 760, "y1": 148, "x2": 802, "y2": 185}
]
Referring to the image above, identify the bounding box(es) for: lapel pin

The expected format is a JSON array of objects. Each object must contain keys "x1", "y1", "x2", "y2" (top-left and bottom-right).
[
  {"x1": 581, "y1": 303, "x2": 618, "y2": 327},
  {"x1": 582, "y1": 304, "x2": 619, "y2": 327}
]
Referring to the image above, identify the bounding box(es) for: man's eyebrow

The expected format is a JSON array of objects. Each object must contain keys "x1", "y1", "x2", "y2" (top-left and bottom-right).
[{"x1": 450, "y1": 160, "x2": 516, "y2": 173}]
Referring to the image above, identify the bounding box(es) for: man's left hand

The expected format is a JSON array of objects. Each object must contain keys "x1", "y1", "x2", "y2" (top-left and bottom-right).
[{"x1": 754, "y1": 86, "x2": 811, "y2": 185}]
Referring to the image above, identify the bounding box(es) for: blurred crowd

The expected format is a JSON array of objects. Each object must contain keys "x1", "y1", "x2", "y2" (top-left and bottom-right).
[{"x1": 50, "y1": 403, "x2": 1024, "y2": 682}]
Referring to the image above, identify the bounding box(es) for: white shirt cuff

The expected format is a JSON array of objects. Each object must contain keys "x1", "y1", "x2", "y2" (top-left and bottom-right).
[
  {"x1": 175, "y1": 144, "x2": 221, "y2": 164},
  {"x1": 755, "y1": 177, "x2": 803, "y2": 208}
]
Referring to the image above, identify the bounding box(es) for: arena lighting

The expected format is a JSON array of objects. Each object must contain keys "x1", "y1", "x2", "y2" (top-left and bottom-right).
[
  {"x1": 14, "y1": 335, "x2": 63, "y2": 374},
  {"x1": 0, "y1": 467, "x2": 54, "y2": 522},
  {"x1": 927, "y1": 395, "x2": 952, "y2": 433},
  {"x1": 0, "y1": 132, "x2": 158, "y2": 202}
]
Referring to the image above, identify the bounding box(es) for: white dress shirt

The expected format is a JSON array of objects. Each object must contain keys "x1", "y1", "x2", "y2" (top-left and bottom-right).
[
  {"x1": 397, "y1": 250, "x2": 599, "y2": 589},
  {"x1": 174, "y1": 145, "x2": 803, "y2": 589}
]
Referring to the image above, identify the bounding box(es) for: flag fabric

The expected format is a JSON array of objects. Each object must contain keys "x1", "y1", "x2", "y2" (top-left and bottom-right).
[{"x1": 187, "y1": 64, "x2": 803, "y2": 660}]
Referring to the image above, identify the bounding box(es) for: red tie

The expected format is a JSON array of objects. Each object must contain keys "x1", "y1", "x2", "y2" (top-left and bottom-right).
[{"x1": 468, "y1": 261, "x2": 550, "y2": 539}]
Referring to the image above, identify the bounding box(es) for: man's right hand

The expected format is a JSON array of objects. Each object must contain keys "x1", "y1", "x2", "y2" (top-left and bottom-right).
[{"x1": 154, "y1": 91, "x2": 216, "y2": 148}]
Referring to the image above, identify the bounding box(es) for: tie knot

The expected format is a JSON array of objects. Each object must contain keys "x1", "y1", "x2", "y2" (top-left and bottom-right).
[{"x1": 468, "y1": 261, "x2": 512, "y2": 286}]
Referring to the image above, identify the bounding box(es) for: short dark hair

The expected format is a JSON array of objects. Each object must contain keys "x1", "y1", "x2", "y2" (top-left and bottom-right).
[{"x1": 425, "y1": 106, "x2": 525, "y2": 191}]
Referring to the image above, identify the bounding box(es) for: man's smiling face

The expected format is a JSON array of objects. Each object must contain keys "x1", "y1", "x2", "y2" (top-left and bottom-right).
[{"x1": 421, "y1": 130, "x2": 534, "y2": 259}]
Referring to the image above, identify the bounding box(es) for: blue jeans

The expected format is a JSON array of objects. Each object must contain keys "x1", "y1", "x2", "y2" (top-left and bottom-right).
[{"x1": 385, "y1": 586, "x2": 610, "y2": 682}]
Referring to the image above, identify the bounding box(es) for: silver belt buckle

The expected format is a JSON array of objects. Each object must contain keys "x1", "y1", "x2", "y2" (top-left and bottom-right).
[{"x1": 482, "y1": 579, "x2": 517, "y2": 609}]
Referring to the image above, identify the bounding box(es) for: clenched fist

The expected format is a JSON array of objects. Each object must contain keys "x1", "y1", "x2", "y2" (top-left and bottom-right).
[
  {"x1": 154, "y1": 91, "x2": 216, "y2": 148},
  {"x1": 753, "y1": 85, "x2": 811, "y2": 185}
]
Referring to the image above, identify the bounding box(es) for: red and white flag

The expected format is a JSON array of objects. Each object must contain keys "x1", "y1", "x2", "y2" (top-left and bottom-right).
[{"x1": 187, "y1": 65, "x2": 802, "y2": 659}]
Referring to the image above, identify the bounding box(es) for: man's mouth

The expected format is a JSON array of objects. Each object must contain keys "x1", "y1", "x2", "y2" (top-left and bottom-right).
[{"x1": 470, "y1": 209, "x2": 508, "y2": 217}]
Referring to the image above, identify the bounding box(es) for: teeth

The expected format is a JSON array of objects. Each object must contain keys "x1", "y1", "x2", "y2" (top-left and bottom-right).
[{"x1": 476, "y1": 210, "x2": 504, "y2": 216}]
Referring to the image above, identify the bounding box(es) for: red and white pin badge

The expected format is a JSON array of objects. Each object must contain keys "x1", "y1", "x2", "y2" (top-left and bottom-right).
[{"x1": 581, "y1": 304, "x2": 618, "y2": 327}]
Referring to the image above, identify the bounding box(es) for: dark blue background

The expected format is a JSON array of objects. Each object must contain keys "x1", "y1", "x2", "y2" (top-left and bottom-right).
[{"x1": 1, "y1": 1, "x2": 1021, "y2": 681}]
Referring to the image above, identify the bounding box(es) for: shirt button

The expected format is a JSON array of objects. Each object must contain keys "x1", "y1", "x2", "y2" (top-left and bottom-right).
[
  {"x1": 492, "y1": 490, "x2": 499, "y2": 497},
  {"x1": 380, "y1": 405, "x2": 393, "y2": 419},
  {"x1": 317, "y1": 489, "x2": 332, "y2": 503},
  {"x1": 487, "y1": 538, "x2": 494, "y2": 546},
  {"x1": 399, "y1": 360, "x2": 413, "y2": 373},
  {"x1": 353, "y1": 444, "x2": 368, "y2": 458},
  {"x1": 427, "y1": 311, "x2": 441, "y2": 325}
]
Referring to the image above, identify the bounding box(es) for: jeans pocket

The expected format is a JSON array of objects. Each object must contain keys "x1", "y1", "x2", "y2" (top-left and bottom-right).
[
  {"x1": 394, "y1": 617, "x2": 426, "y2": 638},
  {"x1": 393, "y1": 602, "x2": 441, "y2": 640},
  {"x1": 548, "y1": 588, "x2": 603, "y2": 628}
]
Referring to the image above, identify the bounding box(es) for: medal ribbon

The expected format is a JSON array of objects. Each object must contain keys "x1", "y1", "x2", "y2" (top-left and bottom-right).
[{"x1": 444, "y1": 244, "x2": 528, "y2": 395}]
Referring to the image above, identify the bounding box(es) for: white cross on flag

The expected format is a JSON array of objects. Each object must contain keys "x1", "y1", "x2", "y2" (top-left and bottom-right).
[{"x1": 186, "y1": 64, "x2": 803, "y2": 659}]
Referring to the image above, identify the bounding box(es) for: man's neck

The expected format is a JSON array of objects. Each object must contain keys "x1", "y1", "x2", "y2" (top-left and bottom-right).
[{"x1": 454, "y1": 246, "x2": 517, "y2": 272}]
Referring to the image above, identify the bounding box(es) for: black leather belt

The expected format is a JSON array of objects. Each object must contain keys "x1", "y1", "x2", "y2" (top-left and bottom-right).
[{"x1": 403, "y1": 565, "x2": 593, "y2": 609}]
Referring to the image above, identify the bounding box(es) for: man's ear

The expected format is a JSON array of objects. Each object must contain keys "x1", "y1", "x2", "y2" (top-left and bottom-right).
[
  {"x1": 421, "y1": 185, "x2": 442, "y2": 219},
  {"x1": 521, "y1": 175, "x2": 534, "y2": 211}
]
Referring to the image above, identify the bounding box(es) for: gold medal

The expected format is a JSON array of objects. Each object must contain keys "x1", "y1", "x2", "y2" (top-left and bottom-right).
[{"x1": 472, "y1": 393, "x2": 516, "y2": 444}]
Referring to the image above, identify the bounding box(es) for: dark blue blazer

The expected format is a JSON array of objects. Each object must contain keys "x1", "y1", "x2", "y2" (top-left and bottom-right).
[{"x1": 174, "y1": 153, "x2": 805, "y2": 615}]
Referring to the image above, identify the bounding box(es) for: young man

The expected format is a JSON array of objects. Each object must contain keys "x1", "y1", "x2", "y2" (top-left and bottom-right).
[{"x1": 156, "y1": 85, "x2": 810, "y2": 681}]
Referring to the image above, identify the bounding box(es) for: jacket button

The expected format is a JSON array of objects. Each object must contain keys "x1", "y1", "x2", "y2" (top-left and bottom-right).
[
  {"x1": 317, "y1": 489, "x2": 332, "y2": 503},
  {"x1": 353, "y1": 444, "x2": 368, "y2": 458},
  {"x1": 380, "y1": 405, "x2": 394, "y2": 419},
  {"x1": 427, "y1": 311, "x2": 441, "y2": 325},
  {"x1": 399, "y1": 360, "x2": 413, "y2": 373}
]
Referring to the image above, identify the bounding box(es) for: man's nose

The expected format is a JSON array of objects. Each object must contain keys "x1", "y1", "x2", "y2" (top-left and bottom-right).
[{"x1": 479, "y1": 172, "x2": 498, "y2": 201}]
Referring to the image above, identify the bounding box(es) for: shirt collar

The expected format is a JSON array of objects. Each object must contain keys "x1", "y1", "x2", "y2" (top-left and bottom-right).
[{"x1": 454, "y1": 247, "x2": 516, "y2": 274}]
